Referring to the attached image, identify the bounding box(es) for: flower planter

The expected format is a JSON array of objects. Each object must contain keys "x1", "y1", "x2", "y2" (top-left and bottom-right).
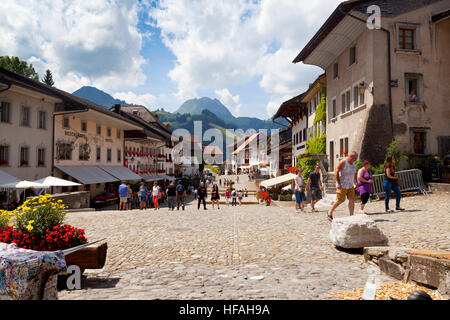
[{"x1": 64, "y1": 242, "x2": 108, "y2": 272}]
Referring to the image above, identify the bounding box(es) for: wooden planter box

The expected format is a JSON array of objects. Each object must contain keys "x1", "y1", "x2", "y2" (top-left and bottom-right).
[{"x1": 65, "y1": 242, "x2": 108, "y2": 273}]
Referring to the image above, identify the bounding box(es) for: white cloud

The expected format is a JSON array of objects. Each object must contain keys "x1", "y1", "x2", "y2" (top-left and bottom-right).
[
  {"x1": 113, "y1": 91, "x2": 158, "y2": 108},
  {"x1": 214, "y1": 88, "x2": 242, "y2": 117},
  {"x1": 0, "y1": 0, "x2": 147, "y2": 93},
  {"x1": 149, "y1": 0, "x2": 340, "y2": 117}
]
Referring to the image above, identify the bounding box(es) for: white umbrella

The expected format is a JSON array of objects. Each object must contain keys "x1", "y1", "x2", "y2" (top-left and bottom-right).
[
  {"x1": 0, "y1": 180, "x2": 44, "y2": 189},
  {"x1": 33, "y1": 176, "x2": 81, "y2": 188},
  {"x1": 282, "y1": 185, "x2": 292, "y2": 191}
]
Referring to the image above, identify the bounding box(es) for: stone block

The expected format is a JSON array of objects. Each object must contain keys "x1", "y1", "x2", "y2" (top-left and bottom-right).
[
  {"x1": 378, "y1": 257, "x2": 405, "y2": 280},
  {"x1": 329, "y1": 215, "x2": 389, "y2": 249},
  {"x1": 364, "y1": 247, "x2": 390, "y2": 262},
  {"x1": 410, "y1": 255, "x2": 450, "y2": 294}
]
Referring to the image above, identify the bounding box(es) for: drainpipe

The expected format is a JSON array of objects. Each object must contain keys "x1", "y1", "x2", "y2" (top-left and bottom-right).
[{"x1": 338, "y1": 8, "x2": 394, "y2": 136}]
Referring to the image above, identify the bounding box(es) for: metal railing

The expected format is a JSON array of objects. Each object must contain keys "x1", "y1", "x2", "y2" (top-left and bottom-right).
[{"x1": 372, "y1": 169, "x2": 429, "y2": 196}]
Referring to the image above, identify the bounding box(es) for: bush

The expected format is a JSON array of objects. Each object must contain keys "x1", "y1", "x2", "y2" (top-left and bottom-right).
[
  {"x1": 306, "y1": 134, "x2": 326, "y2": 155},
  {"x1": 297, "y1": 153, "x2": 319, "y2": 180},
  {"x1": 0, "y1": 211, "x2": 10, "y2": 229},
  {"x1": 13, "y1": 195, "x2": 67, "y2": 236}
]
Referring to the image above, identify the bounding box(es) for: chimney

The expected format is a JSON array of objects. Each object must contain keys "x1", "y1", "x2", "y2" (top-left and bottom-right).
[{"x1": 113, "y1": 104, "x2": 121, "y2": 113}]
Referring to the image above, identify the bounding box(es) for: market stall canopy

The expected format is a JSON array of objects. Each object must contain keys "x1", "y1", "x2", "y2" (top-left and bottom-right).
[
  {"x1": 33, "y1": 176, "x2": 82, "y2": 187},
  {"x1": 282, "y1": 185, "x2": 292, "y2": 191},
  {"x1": 55, "y1": 165, "x2": 118, "y2": 185},
  {"x1": 98, "y1": 166, "x2": 142, "y2": 182},
  {"x1": 260, "y1": 173, "x2": 296, "y2": 188},
  {"x1": 0, "y1": 180, "x2": 44, "y2": 189},
  {"x1": 0, "y1": 170, "x2": 20, "y2": 189}
]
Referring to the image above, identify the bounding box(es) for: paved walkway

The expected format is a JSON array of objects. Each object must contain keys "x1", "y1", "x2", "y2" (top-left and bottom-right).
[{"x1": 59, "y1": 176, "x2": 450, "y2": 300}]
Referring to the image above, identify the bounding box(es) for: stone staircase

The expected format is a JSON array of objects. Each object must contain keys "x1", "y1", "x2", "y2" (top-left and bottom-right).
[{"x1": 319, "y1": 172, "x2": 337, "y2": 207}]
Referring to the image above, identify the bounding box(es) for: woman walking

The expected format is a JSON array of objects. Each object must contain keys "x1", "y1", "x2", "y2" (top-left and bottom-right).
[
  {"x1": 383, "y1": 155, "x2": 405, "y2": 213},
  {"x1": 294, "y1": 169, "x2": 306, "y2": 213},
  {"x1": 152, "y1": 182, "x2": 161, "y2": 210},
  {"x1": 211, "y1": 183, "x2": 220, "y2": 209},
  {"x1": 225, "y1": 189, "x2": 231, "y2": 206},
  {"x1": 237, "y1": 190, "x2": 243, "y2": 206},
  {"x1": 357, "y1": 160, "x2": 373, "y2": 214}
]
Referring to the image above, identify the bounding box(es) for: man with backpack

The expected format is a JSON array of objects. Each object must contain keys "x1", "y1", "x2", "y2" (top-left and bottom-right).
[{"x1": 176, "y1": 180, "x2": 186, "y2": 210}]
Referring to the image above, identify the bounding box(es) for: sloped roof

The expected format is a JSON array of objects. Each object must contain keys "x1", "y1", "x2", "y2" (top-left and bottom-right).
[
  {"x1": 272, "y1": 93, "x2": 307, "y2": 122},
  {"x1": 0, "y1": 67, "x2": 141, "y2": 128}
]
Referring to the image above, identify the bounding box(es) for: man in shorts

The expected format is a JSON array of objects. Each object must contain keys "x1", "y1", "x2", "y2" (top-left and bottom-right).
[
  {"x1": 118, "y1": 182, "x2": 128, "y2": 211},
  {"x1": 306, "y1": 165, "x2": 323, "y2": 212},
  {"x1": 327, "y1": 152, "x2": 358, "y2": 221}
]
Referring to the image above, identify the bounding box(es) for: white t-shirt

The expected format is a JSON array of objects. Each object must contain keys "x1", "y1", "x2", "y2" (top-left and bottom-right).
[
  {"x1": 295, "y1": 175, "x2": 304, "y2": 189},
  {"x1": 152, "y1": 186, "x2": 160, "y2": 196}
]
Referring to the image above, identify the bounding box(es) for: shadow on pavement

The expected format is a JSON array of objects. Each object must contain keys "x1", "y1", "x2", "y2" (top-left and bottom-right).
[
  {"x1": 57, "y1": 275, "x2": 120, "y2": 290},
  {"x1": 334, "y1": 246, "x2": 364, "y2": 255}
]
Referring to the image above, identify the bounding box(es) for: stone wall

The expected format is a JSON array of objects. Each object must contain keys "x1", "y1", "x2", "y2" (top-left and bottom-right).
[
  {"x1": 34, "y1": 191, "x2": 90, "y2": 209},
  {"x1": 359, "y1": 104, "x2": 393, "y2": 165}
]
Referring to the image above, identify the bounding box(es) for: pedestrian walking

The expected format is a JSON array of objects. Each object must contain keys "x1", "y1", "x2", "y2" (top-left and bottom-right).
[
  {"x1": 327, "y1": 151, "x2": 358, "y2": 222},
  {"x1": 294, "y1": 169, "x2": 306, "y2": 213},
  {"x1": 147, "y1": 188, "x2": 153, "y2": 208},
  {"x1": 152, "y1": 182, "x2": 161, "y2": 210},
  {"x1": 211, "y1": 183, "x2": 220, "y2": 209},
  {"x1": 357, "y1": 160, "x2": 373, "y2": 214},
  {"x1": 139, "y1": 182, "x2": 147, "y2": 210},
  {"x1": 306, "y1": 165, "x2": 323, "y2": 212},
  {"x1": 236, "y1": 176, "x2": 239, "y2": 184},
  {"x1": 219, "y1": 179, "x2": 222, "y2": 187},
  {"x1": 118, "y1": 181, "x2": 128, "y2": 211},
  {"x1": 176, "y1": 181, "x2": 186, "y2": 210},
  {"x1": 166, "y1": 181, "x2": 177, "y2": 211},
  {"x1": 225, "y1": 189, "x2": 231, "y2": 206},
  {"x1": 127, "y1": 184, "x2": 132, "y2": 210},
  {"x1": 194, "y1": 188, "x2": 198, "y2": 200},
  {"x1": 197, "y1": 182, "x2": 207, "y2": 210},
  {"x1": 237, "y1": 190, "x2": 243, "y2": 206},
  {"x1": 383, "y1": 155, "x2": 405, "y2": 213},
  {"x1": 231, "y1": 188, "x2": 237, "y2": 206}
]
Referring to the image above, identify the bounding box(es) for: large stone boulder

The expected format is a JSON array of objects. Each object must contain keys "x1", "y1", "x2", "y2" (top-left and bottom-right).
[{"x1": 329, "y1": 215, "x2": 388, "y2": 249}]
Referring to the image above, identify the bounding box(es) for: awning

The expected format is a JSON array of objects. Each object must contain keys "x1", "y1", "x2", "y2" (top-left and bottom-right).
[
  {"x1": 142, "y1": 174, "x2": 175, "y2": 182},
  {"x1": 0, "y1": 170, "x2": 20, "y2": 187},
  {"x1": 260, "y1": 173, "x2": 296, "y2": 188},
  {"x1": 55, "y1": 166, "x2": 118, "y2": 184},
  {"x1": 99, "y1": 166, "x2": 142, "y2": 182}
]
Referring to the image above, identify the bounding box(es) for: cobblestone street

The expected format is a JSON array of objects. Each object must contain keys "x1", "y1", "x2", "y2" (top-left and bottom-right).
[{"x1": 59, "y1": 177, "x2": 450, "y2": 300}]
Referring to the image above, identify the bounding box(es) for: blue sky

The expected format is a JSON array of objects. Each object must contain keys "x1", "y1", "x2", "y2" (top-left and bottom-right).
[{"x1": 0, "y1": 0, "x2": 341, "y2": 119}]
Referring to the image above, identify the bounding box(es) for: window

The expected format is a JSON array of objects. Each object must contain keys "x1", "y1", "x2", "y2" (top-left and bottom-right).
[
  {"x1": 20, "y1": 147, "x2": 29, "y2": 167},
  {"x1": 349, "y1": 46, "x2": 356, "y2": 65},
  {"x1": 353, "y1": 86, "x2": 359, "y2": 108},
  {"x1": 341, "y1": 90, "x2": 350, "y2": 113},
  {"x1": 96, "y1": 125, "x2": 101, "y2": 136},
  {"x1": 413, "y1": 131, "x2": 426, "y2": 155},
  {"x1": 399, "y1": 27, "x2": 415, "y2": 50},
  {"x1": 341, "y1": 94, "x2": 346, "y2": 114},
  {"x1": 79, "y1": 143, "x2": 90, "y2": 161},
  {"x1": 359, "y1": 88, "x2": 365, "y2": 106},
  {"x1": 339, "y1": 138, "x2": 349, "y2": 158},
  {"x1": 81, "y1": 121, "x2": 87, "y2": 132},
  {"x1": 117, "y1": 149, "x2": 121, "y2": 162},
  {"x1": 303, "y1": 129, "x2": 306, "y2": 142},
  {"x1": 107, "y1": 127, "x2": 111, "y2": 137},
  {"x1": 332, "y1": 99, "x2": 337, "y2": 118},
  {"x1": 37, "y1": 148, "x2": 45, "y2": 167},
  {"x1": 63, "y1": 117, "x2": 70, "y2": 128},
  {"x1": 0, "y1": 145, "x2": 9, "y2": 166},
  {"x1": 117, "y1": 129, "x2": 121, "y2": 139},
  {"x1": 96, "y1": 146, "x2": 101, "y2": 162},
  {"x1": 333, "y1": 63, "x2": 339, "y2": 79},
  {"x1": 0, "y1": 102, "x2": 11, "y2": 123},
  {"x1": 107, "y1": 148, "x2": 112, "y2": 162},
  {"x1": 57, "y1": 142, "x2": 72, "y2": 160},
  {"x1": 405, "y1": 73, "x2": 422, "y2": 103},
  {"x1": 38, "y1": 111, "x2": 47, "y2": 129},
  {"x1": 21, "y1": 106, "x2": 30, "y2": 126}
]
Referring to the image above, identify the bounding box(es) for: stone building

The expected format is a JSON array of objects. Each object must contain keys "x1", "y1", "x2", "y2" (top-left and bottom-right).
[{"x1": 293, "y1": 0, "x2": 450, "y2": 167}]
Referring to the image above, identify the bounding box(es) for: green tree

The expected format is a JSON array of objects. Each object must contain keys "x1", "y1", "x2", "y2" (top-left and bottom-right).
[
  {"x1": 0, "y1": 56, "x2": 39, "y2": 81},
  {"x1": 42, "y1": 69, "x2": 55, "y2": 86}
]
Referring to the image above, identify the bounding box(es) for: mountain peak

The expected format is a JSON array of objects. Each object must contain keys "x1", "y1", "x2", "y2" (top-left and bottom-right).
[
  {"x1": 72, "y1": 86, "x2": 131, "y2": 108},
  {"x1": 176, "y1": 97, "x2": 236, "y2": 122}
]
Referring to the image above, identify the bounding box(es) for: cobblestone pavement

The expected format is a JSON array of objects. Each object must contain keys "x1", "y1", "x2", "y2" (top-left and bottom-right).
[{"x1": 59, "y1": 176, "x2": 449, "y2": 300}]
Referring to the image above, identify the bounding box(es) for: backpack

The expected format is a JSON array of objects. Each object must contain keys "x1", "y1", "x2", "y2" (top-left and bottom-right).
[{"x1": 176, "y1": 184, "x2": 184, "y2": 193}]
